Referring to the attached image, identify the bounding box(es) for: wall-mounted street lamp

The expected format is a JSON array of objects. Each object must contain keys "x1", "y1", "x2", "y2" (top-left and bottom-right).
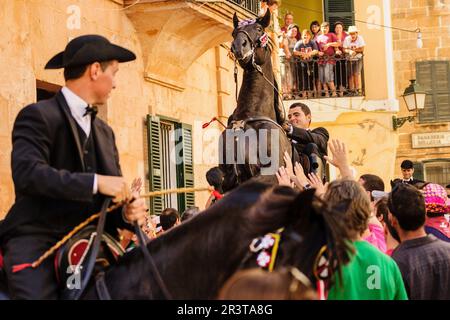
[{"x1": 392, "y1": 79, "x2": 427, "y2": 130}]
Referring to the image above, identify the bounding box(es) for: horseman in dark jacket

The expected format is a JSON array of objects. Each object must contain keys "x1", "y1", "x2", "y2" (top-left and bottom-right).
[
  {"x1": 282, "y1": 102, "x2": 329, "y2": 177},
  {"x1": 0, "y1": 35, "x2": 148, "y2": 299}
]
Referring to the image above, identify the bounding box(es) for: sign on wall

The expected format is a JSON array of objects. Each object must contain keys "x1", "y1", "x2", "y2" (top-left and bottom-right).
[{"x1": 411, "y1": 131, "x2": 450, "y2": 149}]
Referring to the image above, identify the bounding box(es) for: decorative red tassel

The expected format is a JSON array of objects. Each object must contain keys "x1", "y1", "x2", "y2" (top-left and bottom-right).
[
  {"x1": 202, "y1": 117, "x2": 217, "y2": 129},
  {"x1": 12, "y1": 263, "x2": 33, "y2": 273},
  {"x1": 212, "y1": 190, "x2": 223, "y2": 200}
]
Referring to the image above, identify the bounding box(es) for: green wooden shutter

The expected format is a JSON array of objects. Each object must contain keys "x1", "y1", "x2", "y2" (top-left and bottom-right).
[
  {"x1": 147, "y1": 115, "x2": 163, "y2": 215},
  {"x1": 434, "y1": 61, "x2": 450, "y2": 121},
  {"x1": 175, "y1": 122, "x2": 195, "y2": 213},
  {"x1": 324, "y1": 0, "x2": 355, "y2": 29},
  {"x1": 417, "y1": 61, "x2": 450, "y2": 123},
  {"x1": 413, "y1": 162, "x2": 424, "y2": 181}
]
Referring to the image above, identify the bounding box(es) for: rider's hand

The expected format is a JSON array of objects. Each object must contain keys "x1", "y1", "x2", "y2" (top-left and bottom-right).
[
  {"x1": 97, "y1": 175, "x2": 131, "y2": 203},
  {"x1": 282, "y1": 122, "x2": 292, "y2": 133},
  {"x1": 123, "y1": 192, "x2": 148, "y2": 226}
]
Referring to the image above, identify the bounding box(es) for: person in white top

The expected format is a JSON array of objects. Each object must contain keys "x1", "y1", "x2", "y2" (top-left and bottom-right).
[{"x1": 343, "y1": 26, "x2": 366, "y2": 95}]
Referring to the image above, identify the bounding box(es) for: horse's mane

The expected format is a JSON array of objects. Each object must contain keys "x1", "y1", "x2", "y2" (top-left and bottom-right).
[{"x1": 273, "y1": 78, "x2": 285, "y2": 125}]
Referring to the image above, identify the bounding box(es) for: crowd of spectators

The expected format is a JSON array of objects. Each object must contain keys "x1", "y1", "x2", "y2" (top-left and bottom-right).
[{"x1": 279, "y1": 12, "x2": 365, "y2": 99}]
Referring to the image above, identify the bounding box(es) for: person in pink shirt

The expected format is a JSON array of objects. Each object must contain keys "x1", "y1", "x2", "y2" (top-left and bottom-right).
[
  {"x1": 358, "y1": 174, "x2": 388, "y2": 253},
  {"x1": 333, "y1": 21, "x2": 348, "y2": 96},
  {"x1": 315, "y1": 22, "x2": 340, "y2": 97}
]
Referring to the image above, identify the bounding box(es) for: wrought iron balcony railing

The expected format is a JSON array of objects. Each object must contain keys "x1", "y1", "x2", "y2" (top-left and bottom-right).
[
  {"x1": 280, "y1": 54, "x2": 366, "y2": 100},
  {"x1": 226, "y1": 0, "x2": 260, "y2": 16}
]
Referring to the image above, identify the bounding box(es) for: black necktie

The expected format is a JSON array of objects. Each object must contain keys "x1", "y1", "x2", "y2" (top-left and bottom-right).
[{"x1": 84, "y1": 105, "x2": 98, "y2": 118}]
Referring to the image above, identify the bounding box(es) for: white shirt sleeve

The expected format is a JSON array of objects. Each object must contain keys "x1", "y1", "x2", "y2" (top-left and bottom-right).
[{"x1": 343, "y1": 36, "x2": 351, "y2": 49}]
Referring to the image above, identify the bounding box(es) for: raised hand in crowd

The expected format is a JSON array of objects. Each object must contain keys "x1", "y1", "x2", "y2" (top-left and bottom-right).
[
  {"x1": 324, "y1": 139, "x2": 353, "y2": 179},
  {"x1": 276, "y1": 166, "x2": 294, "y2": 188},
  {"x1": 308, "y1": 172, "x2": 327, "y2": 198},
  {"x1": 284, "y1": 151, "x2": 295, "y2": 178},
  {"x1": 293, "y1": 161, "x2": 309, "y2": 190}
]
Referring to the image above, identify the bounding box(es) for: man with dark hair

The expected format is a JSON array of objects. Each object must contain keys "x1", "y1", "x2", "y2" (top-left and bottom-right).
[
  {"x1": 399, "y1": 160, "x2": 424, "y2": 185},
  {"x1": 389, "y1": 183, "x2": 450, "y2": 299},
  {"x1": 359, "y1": 174, "x2": 385, "y2": 201},
  {"x1": 283, "y1": 102, "x2": 329, "y2": 176},
  {"x1": 181, "y1": 207, "x2": 200, "y2": 222},
  {"x1": 0, "y1": 35, "x2": 148, "y2": 299},
  {"x1": 205, "y1": 167, "x2": 224, "y2": 208},
  {"x1": 159, "y1": 208, "x2": 180, "y2": 231}
]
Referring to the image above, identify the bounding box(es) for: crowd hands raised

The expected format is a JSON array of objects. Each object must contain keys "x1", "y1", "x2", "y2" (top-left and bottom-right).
[{"x1": 275, "y1": 138, "x2": 450, "y2": 300}]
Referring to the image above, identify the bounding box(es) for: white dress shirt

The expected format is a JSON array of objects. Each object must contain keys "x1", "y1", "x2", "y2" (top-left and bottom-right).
[{"x1": 61, "y1": 87, "x2": 98, "y2": 194}]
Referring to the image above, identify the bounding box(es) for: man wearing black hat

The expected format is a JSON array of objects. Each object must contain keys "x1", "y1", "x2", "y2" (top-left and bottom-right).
[
  {"x1": 0, "y1": 35, "x2": 148, "y2": 299},
  {"x1": 400, "y1": 160, "x2": 424, "y2": 185}
]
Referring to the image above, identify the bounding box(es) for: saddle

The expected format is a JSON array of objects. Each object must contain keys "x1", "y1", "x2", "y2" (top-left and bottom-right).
[{"x1": 54, "y1": 225, "x2": 125, "y2": 291}]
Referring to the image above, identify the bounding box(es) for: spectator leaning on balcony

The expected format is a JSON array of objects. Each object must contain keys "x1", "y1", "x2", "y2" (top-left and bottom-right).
[
  {"x1": 309, "y1": 20, "x2": 321, "y2": 42},
  {"x1": 293, "y1": 30, "x2": 319, "y2": 98},
  {"x1": 343, "y1": 26, "x2": 365, "y2": 96},
  {"x1": 333, "y1": 21, "x2": 348, "y2": 97},
  {"x1": 280, "y1": 13, "x2": 300, "y2": 41},
  {"x1": 259, "y1": 0, "x2": 279, "y2": 17},
  {"x1": 316, "y1": 22, "x2": 340, "y2": 97},
  {"x1": 281, "y1": 24, "x2": 300, "y2": 99},
  {"x1": 389, "y1": 183, "x2": 450, "y2": 300},
  {"x1": 309, "y1": 20, "x2": 322, "y2": 97}
]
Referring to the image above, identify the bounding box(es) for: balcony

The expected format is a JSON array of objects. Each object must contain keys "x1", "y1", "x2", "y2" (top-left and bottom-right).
[
  {"x1": 280, "y1": 55, "x2": 366, "y2": 101},
  {"x1": 226, "y1": 0, "x2": 260, "y2": 16},
  {"x1": 124, "y1": 0, "x2": 257, "y2": 91}
]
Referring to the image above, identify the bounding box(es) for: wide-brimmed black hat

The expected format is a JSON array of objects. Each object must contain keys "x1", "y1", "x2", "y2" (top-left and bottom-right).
[{"x1": 45, "y1": 34, "x2": 136, "y2": 69}]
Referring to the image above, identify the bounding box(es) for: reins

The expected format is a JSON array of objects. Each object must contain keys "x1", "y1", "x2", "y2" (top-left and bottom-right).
[{"x1": 231, "y1": 28, "x2": 287, "y2": 123}]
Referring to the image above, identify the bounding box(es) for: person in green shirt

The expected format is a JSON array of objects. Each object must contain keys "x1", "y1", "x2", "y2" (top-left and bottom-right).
[{"x1": 324, "y1": 179, "x2": 408, "y2": 300}]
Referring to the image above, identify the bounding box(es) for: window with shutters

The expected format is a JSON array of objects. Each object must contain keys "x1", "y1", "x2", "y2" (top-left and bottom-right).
[
  {"x1": 424, "y1": 160, "x2": 450, "y2": 187},
  {"x1": 416, "y1": 60, "x2": 450, "y2": 123},
  {"x1": 324, "y1": 0, "x2": 355, "y2": 28},
  {"x1": 146, "y1": 115, "x2": 195, "y2": 215},
  {"x1": 413, "y1": 160, "x2": 450, "y2": 187}
]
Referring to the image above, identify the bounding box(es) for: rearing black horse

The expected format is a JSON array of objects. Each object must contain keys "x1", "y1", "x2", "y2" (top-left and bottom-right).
[{"x1": 219, "y1": 11, "x2": 294, "y2": 192}]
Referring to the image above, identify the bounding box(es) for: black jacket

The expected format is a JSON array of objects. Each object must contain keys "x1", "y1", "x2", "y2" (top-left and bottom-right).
[
  {"x1": 289, "y1": 126, "x2": 329, "y2": 158},
  {"x1": 0, "y1": 91, "x2": 132, "y2": 242}
]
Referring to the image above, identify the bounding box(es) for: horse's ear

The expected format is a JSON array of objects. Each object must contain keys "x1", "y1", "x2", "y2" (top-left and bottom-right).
[
  {"x1": 233, "y1": 12, "x2": 239, "y2": 29},
  {"x1": 258, "y1": 8, "x2": 271, "y2": 29}
]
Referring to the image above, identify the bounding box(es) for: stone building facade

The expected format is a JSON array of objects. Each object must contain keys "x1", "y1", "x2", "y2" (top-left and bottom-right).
[
  {"x1": 392, "y1": 0, "x2": 450, "y2": 185},
  {"x1": 0, "y1": 0, "x2": 257, "y2": 217}
]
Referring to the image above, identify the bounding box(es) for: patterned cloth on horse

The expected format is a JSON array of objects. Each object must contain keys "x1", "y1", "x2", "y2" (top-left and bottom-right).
[{"x1": 54, "y1": 225, "x2": 125, "y2": 290}]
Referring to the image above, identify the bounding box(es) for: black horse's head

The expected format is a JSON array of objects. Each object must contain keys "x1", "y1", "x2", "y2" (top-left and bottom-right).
[
  {"x1": 231, "y1": 10, "x2": 271, "y2": 67},
  {"x1": 233, "y1": 183, "x2": 354, "y2": 288}
]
